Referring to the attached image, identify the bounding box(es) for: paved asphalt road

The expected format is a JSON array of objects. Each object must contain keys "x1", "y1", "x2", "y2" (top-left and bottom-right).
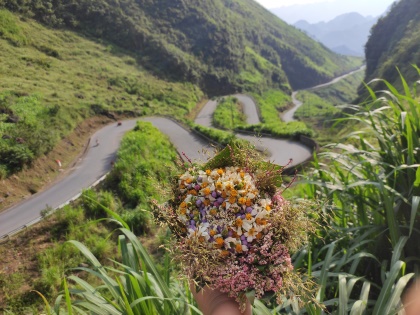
[
  {"x1": 195, "y1": 94, "x2": 260, "y2": 127},
  {"x1": 282, "y1": 65, "x2": 366, "y2": 122},
  {"x1": 197, "y1": 94, "x2": 312, "y2": 167},
  {"x1": 0, "y1": 117, "x2": 213, "y2": 238},
  {"x1": 0, "y1": 93, "x2": 313, "y2": 238}
]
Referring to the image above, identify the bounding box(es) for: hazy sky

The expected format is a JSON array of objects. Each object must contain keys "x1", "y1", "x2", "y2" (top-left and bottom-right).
[{"x1": 254, "y1": 0, "x2": 396, "y2": 21}]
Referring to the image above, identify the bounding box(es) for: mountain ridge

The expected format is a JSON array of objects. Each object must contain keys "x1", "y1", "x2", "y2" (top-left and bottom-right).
[
  {"x1": 364, "y1": 0, "x2": 420, "y2": 90},
  {"x1": 0, "y1": 0, "x2": 360, "y2": 94}
]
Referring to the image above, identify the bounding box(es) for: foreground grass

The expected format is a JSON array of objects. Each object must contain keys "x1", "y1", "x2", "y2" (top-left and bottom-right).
[{"x1": 0, "y1": 122, "x2": 179, "y2": 314}]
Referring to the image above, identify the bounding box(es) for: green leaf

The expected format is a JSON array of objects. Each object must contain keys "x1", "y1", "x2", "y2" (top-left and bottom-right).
[
  {"x1": 63, "y1": 278, "x2": 73, "y2": 315},
  {"x1": 410, "y1": 196, "x2": 420, "y2": 236},
  {"x1": 372, "y1": 260, "x2": 405, "y2": 315}
]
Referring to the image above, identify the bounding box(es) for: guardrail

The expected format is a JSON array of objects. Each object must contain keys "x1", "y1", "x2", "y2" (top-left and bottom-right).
[{"x1": 0, "y1": 151, "x2": 108, "y2": 243}]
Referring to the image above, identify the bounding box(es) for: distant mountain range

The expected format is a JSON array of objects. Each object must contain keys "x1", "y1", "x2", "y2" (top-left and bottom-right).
[
  {"x1": 293, "y1": 12, "x2": 378, "y2": 57},
  {"x1": 269, "y1": 0, "x2": 394, "y2": 24}
]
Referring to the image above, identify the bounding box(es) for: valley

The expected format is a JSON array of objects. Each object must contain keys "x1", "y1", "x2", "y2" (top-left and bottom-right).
[{"x1": 1, "y1": 0, "x2": 420, "y2": 313}]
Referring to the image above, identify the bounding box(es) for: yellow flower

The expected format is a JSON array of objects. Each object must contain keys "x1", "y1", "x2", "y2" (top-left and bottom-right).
[
  {"x1": 220, "y1": 250, "x2": 230, "y2": 257},
  {"x1": 215, "y1": 237, "x2": 224, "y2": 248},
  {"x1": 235, "y1": 218, "x2": 243, "y2": 228},
  {"x1": 235, "y1": 243, "x2": 243, "y2": 253},
  {"x1": 238, "y1": 197, "x2": 246, "y2": 205}
]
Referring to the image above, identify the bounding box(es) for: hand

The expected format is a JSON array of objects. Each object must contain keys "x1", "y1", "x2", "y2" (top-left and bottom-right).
[{"x1": 190, "y1": 283, "x2": 252, "y2": 315}]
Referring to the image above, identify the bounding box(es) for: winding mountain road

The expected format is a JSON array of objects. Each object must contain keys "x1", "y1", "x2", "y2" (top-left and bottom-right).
[
  {"x1": 0, "y1": 117, "x2": 214, "y2": 238},
  {"x1": 4, "y1": 78, "x2": 353, "y2": 238},
  {"x1": 197, "y1": 94, "x2": 312, "y2": 167},
  {"x1": 282, "y1": 65, "x2": 366, "y2": 122}
]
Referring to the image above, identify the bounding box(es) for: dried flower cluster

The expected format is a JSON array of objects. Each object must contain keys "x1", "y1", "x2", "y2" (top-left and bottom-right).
[{"x1": 153, "y1": 143, "x2": 316, "y2": 309}]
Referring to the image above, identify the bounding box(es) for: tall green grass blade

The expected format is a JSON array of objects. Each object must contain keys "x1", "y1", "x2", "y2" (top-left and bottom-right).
[
  {"x1": 116, "y1": 277, "x2": 135, "y2": 315},
  {"x1": 119, "y1": 228, "x2": 179, "y2": 311},
  {"x1": 253, "y1": 300, "x2": 274, "y2": 315},
  {"x1": 316, "y1": 242, "x2": 336, "y2": 303},
  {"x1": 338, "y1": 275, "x2": 348, "y2": 315},
  {"x1": 63, "y1": 278, "x2": 73, "y2": 315},
  {"x1": 364, "y1": 81, "x2": 378, "y2": 101},
  {"x1": 383, "y1": 273, "x2": 414, "y2": 315},
  {"x1": 391, "y1": 237, "x2": 408, "y2": 267},
  {"x1": 398, "y1": 68, "x2": 412, "y2": 99},
  {"x1": 410, "y1": 196, "x2": 420, "y2": 236},
  {"x1": 372, "y1": 260, "x2": 405, "y2": 315},
  {"x1": 54, "y1": 294, "x2": 63, "y2": 314},
  {"x1": 32, "y1": 290, "x2": 53, "y2": 315}
]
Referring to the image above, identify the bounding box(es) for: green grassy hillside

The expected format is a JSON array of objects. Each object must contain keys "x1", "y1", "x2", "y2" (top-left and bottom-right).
[
  {"x1": 0, "y1": 9, "x2": 202, "y2": 176},
  {"x1": 1, "y1": 0, "x2": 361, "y2": 94},
  {"x1": 364, "y1": 0, "x2": 420, "y2": 90}
]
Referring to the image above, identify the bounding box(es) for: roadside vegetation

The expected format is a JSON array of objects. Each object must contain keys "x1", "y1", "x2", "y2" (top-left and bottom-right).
[
  {"x1": 294, "y1": 68, "x2": 365, "y2": 144},
  {"x1": 212, "y1": 96, "x2": 247, "y2": 130},
  {"x1": 0, "y1": 121, "x2": 179, "y2": 313},
  {"x1": 235, "y1": 90, "x2": 312, "y2": 138}
]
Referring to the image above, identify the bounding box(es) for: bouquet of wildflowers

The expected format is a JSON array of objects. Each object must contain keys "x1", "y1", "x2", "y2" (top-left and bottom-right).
[{"x1": 153, "y1": 143, "x2": 316, "y2": 309}]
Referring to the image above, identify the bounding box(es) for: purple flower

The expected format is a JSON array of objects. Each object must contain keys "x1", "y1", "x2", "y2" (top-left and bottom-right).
[
  {"x1": 241, "y1": 214, "x2": 246, "y2": 219},
  {"x1": 246, "y1": 207, "x2": 253, "y2": 213},
  {"x1": 217, "y1": 197, "x2": 224, "y2": 204},
  {"x1": 240, "y1": 235, "x2": 246, "y2": 241},
  {"x1": 196, "y1": 199, "x2": 202, "y2": 207},
  {"x1": 197, "y1": 176, "x2": 203, "y2": 183},
  {"x1": 228, "y1": 230, "x2": 233, "y2": 237},
  {"x1": 190, "y1": 220, "x2": 196, "y2": 226},
  {"x1": 211, "y1": 191, "x2": 217, "y2": 198},
  {"x1": 195, "y1": 184, "x2": 201, "y2": 191}
]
